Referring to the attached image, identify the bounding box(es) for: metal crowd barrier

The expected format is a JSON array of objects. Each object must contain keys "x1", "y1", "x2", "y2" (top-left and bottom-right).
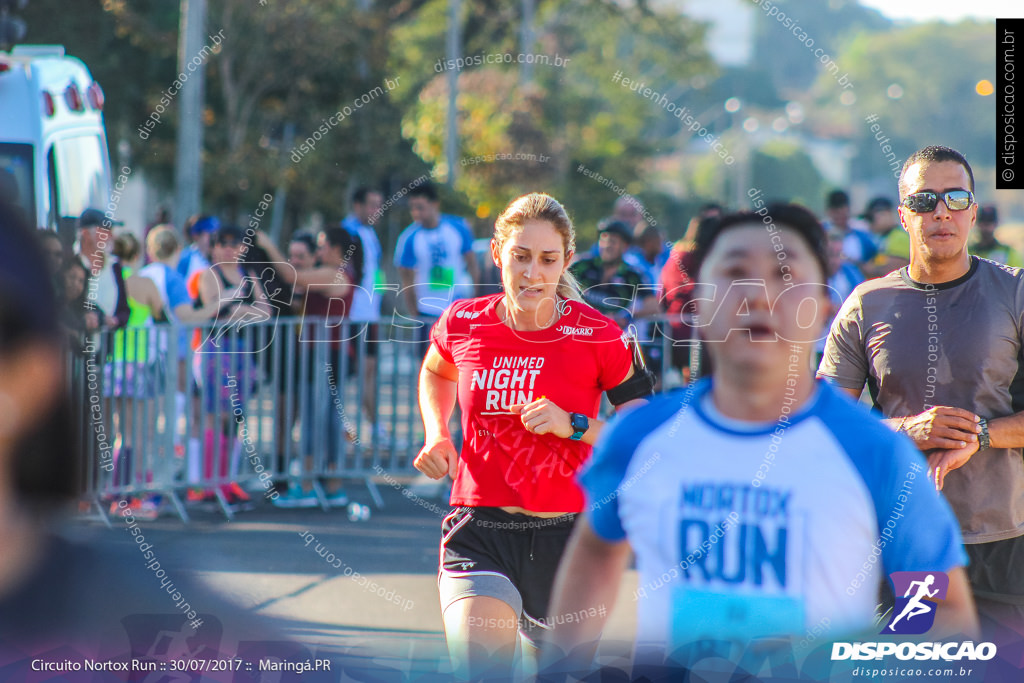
[{"x1": 68, "y1": 314, "x2": 692, "y2": 524}]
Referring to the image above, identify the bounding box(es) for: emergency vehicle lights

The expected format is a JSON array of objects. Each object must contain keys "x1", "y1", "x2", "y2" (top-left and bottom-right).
[
  {"x1": 63, "y1": 83, "x2": 84, "y2": 112},
  {"x1": 86, "y1": 82, "x2": 104, "y2": 111},
  {"x1": 42, "y1": 91, "x2": 55, "y2": 117}
]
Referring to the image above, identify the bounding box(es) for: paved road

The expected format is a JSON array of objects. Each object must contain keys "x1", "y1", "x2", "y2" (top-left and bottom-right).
[{"x1": 73, "y1": 479, "x2": 639, "y2": 676}]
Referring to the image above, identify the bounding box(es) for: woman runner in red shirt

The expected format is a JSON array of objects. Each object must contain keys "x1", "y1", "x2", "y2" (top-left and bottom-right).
[{"x1": 415, "y1": 192, "x2": 652, "y2": 679}]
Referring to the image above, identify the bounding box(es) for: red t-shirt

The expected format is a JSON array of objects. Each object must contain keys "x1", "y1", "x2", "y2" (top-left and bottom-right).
[
  {"x1": 299, "y1": 275, "x2": 355, "y2": 349},
  {"x1": 660, "y1": 242, "x2": 696, "y2": 319},
  {"x1": 430, "y1": 293, "x2": 632, "y2": 512}
]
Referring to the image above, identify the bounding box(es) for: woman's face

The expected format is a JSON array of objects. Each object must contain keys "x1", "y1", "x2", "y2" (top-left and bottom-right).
[
  {"x1": 492, "y1": 219, "x2": 570, "y2": 317},
  {"x1": 63, "y1": 266, "x2": 86, "y2": 302},
  {"x1": 43, "y1": 237, "x2": 65, "y2": 272},
  {"x1": 214, "y1": 238, "x2": 243, "y2": 263},
  {"x1": 316, "y1": 233, "x2": 342, "y2": 267},
  {"x1": 288, "y1": 241, "x2": 316, "y2": 270}
]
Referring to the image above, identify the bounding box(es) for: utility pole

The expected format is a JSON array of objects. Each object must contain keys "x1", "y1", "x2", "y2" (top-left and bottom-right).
[
  {"x1": 445, "y1": 0, "x2": 460, "y2": 186},
  {"x1": 268, "y1": 122, "x2": 293, "y2": 246},
  {"x1": 173, "y1": 0, "x2": 207, "y2": 229},
  {"x1": 520, "y1": 0, "x2": 535, "y2": 85}
]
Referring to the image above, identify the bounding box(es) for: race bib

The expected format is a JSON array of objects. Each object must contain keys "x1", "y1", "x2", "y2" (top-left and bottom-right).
[
  {"x1": 429, "y1": 265, "x2": 456, "y2": 288},
  {"x1": 671, "y1": 588, "x2": 804, "y2": 644}
]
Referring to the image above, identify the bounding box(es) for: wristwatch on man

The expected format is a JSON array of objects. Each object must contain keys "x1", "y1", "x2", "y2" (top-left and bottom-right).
[
  {"x1": 978, "y1": 417, "x2": 990, "y2": 450},
  {"x1": 569, "y1": 413, "x2": 589, "y2": 441}
]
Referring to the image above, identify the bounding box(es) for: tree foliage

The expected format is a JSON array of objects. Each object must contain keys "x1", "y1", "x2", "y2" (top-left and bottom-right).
[
  {"x1": 808, "y1": 20, "x2": 995, "y2": 187},
  {"x1": 396, "y1": 0, "x2": 714, "y2": 239},
  {"x1": 18, "y1": 1, "x2": 998, "y2": 242},
  {"x1": 24, "y1": 0, "x2": 426, "y2": 228},
  {"x1": 747, "y1": 0, "x2": 889, "y2": 94}
]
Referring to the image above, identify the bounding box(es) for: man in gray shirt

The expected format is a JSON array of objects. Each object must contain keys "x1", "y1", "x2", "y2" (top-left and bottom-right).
[{"x1": 819, "y1": 145, "x2": 1024, "y2": 642}]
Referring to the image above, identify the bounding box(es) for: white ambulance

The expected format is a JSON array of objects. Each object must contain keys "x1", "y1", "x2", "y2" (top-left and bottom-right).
[{"x1": 0, "y1": 45, "x2": 112, "y2": 241}]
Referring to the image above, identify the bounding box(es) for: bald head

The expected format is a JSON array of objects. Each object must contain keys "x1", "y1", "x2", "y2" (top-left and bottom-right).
[{"x1": 613, "y1": 195, "x2": 644, "y2": 228}]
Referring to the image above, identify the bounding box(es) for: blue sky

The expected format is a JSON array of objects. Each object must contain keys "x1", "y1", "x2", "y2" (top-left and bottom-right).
[{"x1": 858, "y1": 0, "x2": 1022, "y2": 22}]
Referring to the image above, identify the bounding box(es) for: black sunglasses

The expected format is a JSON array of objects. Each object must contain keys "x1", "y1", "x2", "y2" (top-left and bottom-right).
[{"x1": 901, "y1": 190, "x2": 974, "y2": 213}]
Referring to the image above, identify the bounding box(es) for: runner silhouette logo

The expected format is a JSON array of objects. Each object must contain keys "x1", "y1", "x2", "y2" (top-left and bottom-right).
[
  {"x1": 198, "y1": 263, "x2": 294, "y2": 354},
  {"x1": 883, "y1": 571, "x2": 949, "y2": 635}
]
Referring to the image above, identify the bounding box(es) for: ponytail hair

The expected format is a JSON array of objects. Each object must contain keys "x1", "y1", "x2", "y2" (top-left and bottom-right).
[
  {"x1": 493, "y1": 193, "x2": 584, "y2": 303},
  {"x1": 555, "y1": 265, "x2": 585, "y2": 304}
]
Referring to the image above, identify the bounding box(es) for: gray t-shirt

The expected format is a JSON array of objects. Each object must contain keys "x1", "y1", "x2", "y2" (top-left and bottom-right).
[{"x1": 818, "y1": 257, "x2": 1024, "y2": 544}]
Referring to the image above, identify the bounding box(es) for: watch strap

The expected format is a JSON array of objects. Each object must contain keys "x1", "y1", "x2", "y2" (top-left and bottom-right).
[{"x1": 569, "y1": 412, "x2": 588, "y2": 441}]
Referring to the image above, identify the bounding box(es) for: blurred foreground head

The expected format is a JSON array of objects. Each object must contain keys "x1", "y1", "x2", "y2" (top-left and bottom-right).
[{"x1": 0, "y1": 200, "x2": 78, "y2": 506}]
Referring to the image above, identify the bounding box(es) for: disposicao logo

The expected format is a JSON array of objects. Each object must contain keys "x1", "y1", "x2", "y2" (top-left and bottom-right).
[
  {"x1": 884, "y1": 571, "x2": 947, "y2": 635},
  {"x1": 831, "y1": 571, "x2": 997, "y2": 663}
]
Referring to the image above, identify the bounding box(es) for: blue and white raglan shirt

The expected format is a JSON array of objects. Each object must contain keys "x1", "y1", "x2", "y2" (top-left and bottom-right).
[
  {"x1": 394, "y1": 215, "x2": 474, "y2": 316},
  {"x1": 580, "y1": 379, "x2": 967, "y2": 650},
  {"x1": 342, "y1": 214, "x2": 384, "y2": 322}
]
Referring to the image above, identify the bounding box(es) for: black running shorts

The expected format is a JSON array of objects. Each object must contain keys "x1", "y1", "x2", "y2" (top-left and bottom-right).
[{"x1": 438, "y1": 506, "x2": 577, "y2": 635}]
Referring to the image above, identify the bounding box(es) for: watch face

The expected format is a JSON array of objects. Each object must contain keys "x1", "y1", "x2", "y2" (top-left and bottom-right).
[{"x1": 571, "y1": 413, "x2": 588, "y2": 431}]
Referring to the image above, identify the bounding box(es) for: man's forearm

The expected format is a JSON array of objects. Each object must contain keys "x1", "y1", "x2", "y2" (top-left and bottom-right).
[
  {"x1": 883, "y1": 416, "x2": 907, "y2": 432},
  {"x1": 988, "y1": 411, "x2": 1024, "y2": 449},
  {"x1": 399, "y1": 270, "x2": 419, "y2": 315}
]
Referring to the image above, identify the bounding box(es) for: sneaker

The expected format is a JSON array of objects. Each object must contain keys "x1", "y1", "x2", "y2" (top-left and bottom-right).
[
  {"x1": 184, "y1": 488, "x2": 227, "y2": 513},
  {"x1": 113, "y1": 496, "x2": 160, "y2": 521},
  {"x1": 325, "y1": 489, "x2": 349, "y2": 507},
  {"x1": 223, "y1": 482, "x2": 251, "y2": 503},
  {"x1": 135, "y1": 496, "x2": 161, "y2": 521},
  {"x1": 272, "y1": 487, "x2": 319, "y2": 509},
  {"x1": 186, "y1": 488, "x2": 215, "y2": 503}
]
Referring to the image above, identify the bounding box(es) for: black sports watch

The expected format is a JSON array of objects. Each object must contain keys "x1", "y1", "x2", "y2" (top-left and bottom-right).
[
  {"x1": 978, "y1": 417, "x2": 990, "y2": 450},
  {"x1": 569, "y1": 413, "x2": 589, "y2": 441}
]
